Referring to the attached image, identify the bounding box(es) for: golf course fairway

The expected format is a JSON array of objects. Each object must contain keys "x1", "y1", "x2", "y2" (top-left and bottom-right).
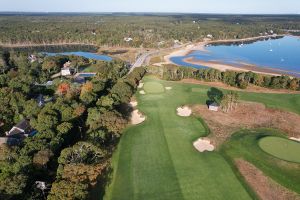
[
  {"x1": 106, "y1": 76, "x2": 251, "y2": 200},
  {"x1": 259, "y1": 136, "x2": 300, "y2": 163},
  {"x1": 105, "y1": 76, "x2": 300, "y2": 200}
]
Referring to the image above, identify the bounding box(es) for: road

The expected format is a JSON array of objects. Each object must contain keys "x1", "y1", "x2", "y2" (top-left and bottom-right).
[
  {"x1": 129, "y1": 50, "x2": 159, "y2": 73},
  {"x1": 129, "y1": 44, "x2": 190, "y2": 73}
]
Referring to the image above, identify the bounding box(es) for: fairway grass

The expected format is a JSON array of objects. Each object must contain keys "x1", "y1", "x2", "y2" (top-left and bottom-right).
[
  {"x1": 105, "y1": 76, "x2": 300, "y2": 200},
  {"x1": 143, "y1": 82, "x2": 165, "y2": 94},
  {"x1": 259, "y1": 136, "x2": 300, "y2": 163}
]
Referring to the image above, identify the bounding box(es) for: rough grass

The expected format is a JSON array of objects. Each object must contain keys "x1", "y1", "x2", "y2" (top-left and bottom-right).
[
  {"x1": 259, "y1": 136, "x2": 300, "y2": 163},
  {"x1": 105, "y1": 76, "x2": 300, "y2": 200},
  {"x1": 221, "y1": 129, "x2": 300, "y2": 194}
]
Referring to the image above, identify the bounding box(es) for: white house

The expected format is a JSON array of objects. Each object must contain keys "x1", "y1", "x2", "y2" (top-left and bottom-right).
[
  {"x1": 207, "y1": 34, "x2": 213, "y2": 38},
  {"x1": 124, "y1": 37, "x2": 133, "y2": 42},
  {"x1": 61, "y1": 68, "x2": 71, "y2": 76},
  {"x1": 209, "y1": 102, "x2": 219, "y2": 112},
  {"x1": 61, "y1": 61, "x2": 72, "y2": 76}
]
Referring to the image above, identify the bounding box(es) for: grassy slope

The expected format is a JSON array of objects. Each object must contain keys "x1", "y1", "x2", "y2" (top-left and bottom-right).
[
  {"x1": 105, "y1": 76, "x2": 300, "y2": 200},
  {"x1": 220, "y1": 129, "x2": 300, "y2": 194}
]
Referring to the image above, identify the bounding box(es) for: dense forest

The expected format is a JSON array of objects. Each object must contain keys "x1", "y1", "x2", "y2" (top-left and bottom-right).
[
  {"x1": 148, "y1": 65, "x2": 300, "y2": 90},
  {"x1": 0, "y1": 50, "x2": 146, "y2": 199},
  {"x1": 0, "y1": 14, "x2": 300, "y2": 48}
]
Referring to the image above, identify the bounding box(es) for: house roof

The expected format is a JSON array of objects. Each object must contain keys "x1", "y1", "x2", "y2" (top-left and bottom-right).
[
  {"x1": 209, "y1": 102, "x2": 219, "y2": 107},
  {"x1": 15, "y1": 119, "x2": 31, "y2": 130}
]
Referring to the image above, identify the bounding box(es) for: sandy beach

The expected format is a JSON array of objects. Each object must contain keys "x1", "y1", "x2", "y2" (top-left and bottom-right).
[
  {"x1": 183, "y1": 57, "x2": 290, "y2": 77},
  {"x1": 160, "y1": 35, "x2": 298, "y2": 77}
]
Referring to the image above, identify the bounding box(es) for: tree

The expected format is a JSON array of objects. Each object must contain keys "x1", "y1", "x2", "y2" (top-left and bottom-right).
[
  {"x1": 220, "y1": 91, "x2": 239, "y2": 112},
  {"x1": 289, "y1": 78, "x2": 299, "y2": 90},
  {"x1": 48, "y1": 180, "x2": 89, "y2": 200},
  {"x1": 207, "y1": 87, "x2": 224, "y2": 104},
  {"x1": 57, "y1": 83, "x2": 71, "y2": 96}
]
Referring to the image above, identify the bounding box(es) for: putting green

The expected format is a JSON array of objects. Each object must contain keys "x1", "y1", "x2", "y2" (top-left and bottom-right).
[
  {"x1": 143, "y1": 82, "x2": 165, "y2": 94},
  {"x1": 259, "y1": 136, "x2": 300, "y2": 163}
]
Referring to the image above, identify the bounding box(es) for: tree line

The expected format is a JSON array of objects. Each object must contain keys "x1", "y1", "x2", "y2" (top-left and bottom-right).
[
  {"x1": 148, "y1": 65, "x2": 300, "y2": 90},
  {"x1": 0, "y1": 50, "x2": 146, "y2": 199},
  {"x1": 0, "y1": 15, "x2": 300, "y2": 48}
]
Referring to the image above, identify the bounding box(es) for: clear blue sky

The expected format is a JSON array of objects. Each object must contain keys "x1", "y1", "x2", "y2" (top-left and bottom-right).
[{"x1": 1, "y1": 0, "x2": 300, "y2": 14}]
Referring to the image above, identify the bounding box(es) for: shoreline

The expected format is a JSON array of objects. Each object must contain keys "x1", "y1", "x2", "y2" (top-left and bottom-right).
[
  {"x1": 184, "y1": 58, "x2": 300, "y2": 77},
  {"x1": 162, "y1": 34, "x2": 299, "y2": 77}
]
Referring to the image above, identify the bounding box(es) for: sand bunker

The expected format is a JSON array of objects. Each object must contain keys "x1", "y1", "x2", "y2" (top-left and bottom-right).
[
  {"x1": 177, "y1": 106, "x2": 192, "y2": 117},
  {"x1": 290, "y1": 137, "x2": 300, "y2": 142},
  {"x1": 165, "y1": 87, "x2": 172, "y2": 90},
  {"x1": 131, "y1": 110, "x2": 146, "y2": 125},
  {"x1": 129, "y1": 101, "x2": 138, "y2": 108},
  {"x1": 138, "y1": 82, "x2": 144, "y2": 89},
  {"x1": 193, "y1": 138, "x2": 215, "y2": 152},
  {"x1": 139, "y1": 90, "x2": 146, "y2": 95}
]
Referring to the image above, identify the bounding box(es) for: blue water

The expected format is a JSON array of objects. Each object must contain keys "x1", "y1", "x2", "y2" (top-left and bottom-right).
[
  {"x1": 170, "y1": 36, "x2": 300, "y2": 76},
  {"x1": 45, "y1": 51, "x2": 112, "y2": 61}
]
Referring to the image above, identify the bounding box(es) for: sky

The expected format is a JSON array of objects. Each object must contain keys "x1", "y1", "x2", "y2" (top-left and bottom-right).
[{"x1": 1, "y1": 0, "x2": 300, "y2": 14}]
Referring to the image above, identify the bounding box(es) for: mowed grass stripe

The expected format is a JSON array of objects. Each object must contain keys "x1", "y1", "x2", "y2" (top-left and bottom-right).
[
  {"x1": 156, "y1": 96, "x2": 251, "y2": 199},
  {"x1": 131, "y1": 102, "x2": 184, "y2": 200},
  {"x1": 109, "y1": 100, "x2": 184, "y2": 200}
]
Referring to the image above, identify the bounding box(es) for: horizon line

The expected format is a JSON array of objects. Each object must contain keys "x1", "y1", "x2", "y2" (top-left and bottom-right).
[{"x1": 0, "y1": 11, "x2": 299, "y2": 15}]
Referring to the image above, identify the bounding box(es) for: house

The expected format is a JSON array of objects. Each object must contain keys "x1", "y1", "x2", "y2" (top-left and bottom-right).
[
  {"x1": 208, "y1": 102, "x2": 219, "y2": 112},
  {"x1": 61, "y1": 61, "x2": 75, "y2": 76},
  {"x1": 207, "y1": 34, "x2": 213, "y2": 38},
  {"x1": 28, "y1": 54, "x2": 37, "y2": 63},
  {"x1": 6, "y1": 119, "x2": 32, "y2": 138},
  {"x1": 124, "y1": 37, "x2": 133, "y2": 42}
]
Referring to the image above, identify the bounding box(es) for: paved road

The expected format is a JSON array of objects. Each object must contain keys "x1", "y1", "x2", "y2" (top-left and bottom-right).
[
  {"x1": 129, "y1": 43, "x2": 190, "y2": 73},
  {"x1": 129, "y1": 50, "x2": 159, "y2": 73}
]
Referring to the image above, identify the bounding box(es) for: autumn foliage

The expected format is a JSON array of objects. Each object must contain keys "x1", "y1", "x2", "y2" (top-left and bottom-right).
[{"x1": 57, "y1": 83, "x2": 70, "y2": 95}]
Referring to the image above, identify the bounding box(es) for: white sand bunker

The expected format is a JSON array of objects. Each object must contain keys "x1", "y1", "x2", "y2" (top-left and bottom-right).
[
  {"x1": 193, "y1": 138, "x2": 215, "y2": 152},
  {"x1": 165, "y1": 87, "x2": 172, "y2": 90},
  {"x1": 131, "y1": 110, "x2": 146, "y2": 125},
  {"x1": 139, "y1": 90, "x2": 146, "y2": 95},
  {"x1": 138, "y1": 82, "x2": 144, "y2": 89},
  {"x1": 129, "y1": 101, "x2": 138, "y2": 108},
  {"x1": 290, "y1": 137, "x2": 300, "y2": 142},
  {"x1": 176, "y1": 106, "x2": 192, "y2": 117}
]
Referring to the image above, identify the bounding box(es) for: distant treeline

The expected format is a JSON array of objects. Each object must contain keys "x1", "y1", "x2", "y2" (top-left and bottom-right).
[
  {"x1": 148, "y1": 65, "x2": 300, "y2": 91},
  {"x1": 1, "y1": 15, "x2": 300, "y2": 48},
  {"x1": 0, "y1": 44, "x2": 97, "y2": 53}
]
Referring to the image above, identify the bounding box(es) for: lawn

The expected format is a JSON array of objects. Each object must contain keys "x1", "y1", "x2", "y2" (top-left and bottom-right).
[
  {"x1": 221, "y1": 129, "x2": 300, "y2": 194},
  {"x1": 105, "y1": 76, "x2": 300, "y2": 200}
]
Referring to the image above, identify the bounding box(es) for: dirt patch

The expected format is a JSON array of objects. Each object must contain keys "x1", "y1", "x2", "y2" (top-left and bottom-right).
[
  {"x1": 193, "y1": 138, "x2": 215, "y2": 152},
  {"x1": 131, "y1": 110, "x2": 146, "y2": 125},
  {"x1": 165, "y1": 87, "x2": 172, "y2": 90},
  {"x1": 192, "y1": 102, "x2": 300, "y2": 147},
  {"x1": 236, "y1": 159, "x2": 300, "y2": 200},
  {"x1": 181, "y1": 79, "x2": 300, "y2": 94},
  {"x1": 177, "y1": 106, "x2": 192, "y2": 117}
]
